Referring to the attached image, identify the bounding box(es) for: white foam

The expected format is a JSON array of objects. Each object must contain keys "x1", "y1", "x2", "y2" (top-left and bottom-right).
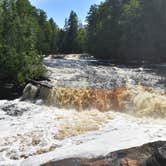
[
  {"x1": 0, "y1": 100, "x2": 166, "y2": 166},
  {"x1": 21, "y1": 112, "x2": 166, "y2": 166}
]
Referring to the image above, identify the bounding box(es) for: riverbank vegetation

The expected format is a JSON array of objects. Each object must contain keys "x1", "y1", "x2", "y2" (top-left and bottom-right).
[
  {"x1": 0, "y1": 0, "x2": 166, "y2": 84},
  {"x1": 0, "y1": 0, "x2": 46, "y2": 84},
  {"x1": 86, "y1": 0, "x2": 166, "y2": 63},
  {"x1": 0, "y1": 0, "x2": 86, "y2": 84}
]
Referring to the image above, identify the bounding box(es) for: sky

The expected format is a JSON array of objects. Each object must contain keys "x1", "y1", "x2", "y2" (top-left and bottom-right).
[{"x1": 29, "y1": 0, "x2": 102, "y2": 28}]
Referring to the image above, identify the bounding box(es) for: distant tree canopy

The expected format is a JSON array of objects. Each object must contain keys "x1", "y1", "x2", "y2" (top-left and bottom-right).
[
  {"x1": 57, "y1": 11, "x2": 87, "y2": 54},
  {"x1": 86, "y1": 0, "x2": 166, "y2": 63}
]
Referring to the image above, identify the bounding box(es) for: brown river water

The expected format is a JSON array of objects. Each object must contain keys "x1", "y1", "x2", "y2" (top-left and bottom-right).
[{"x1": 0, "y1": 57, "x2": 165, "y2": 166}]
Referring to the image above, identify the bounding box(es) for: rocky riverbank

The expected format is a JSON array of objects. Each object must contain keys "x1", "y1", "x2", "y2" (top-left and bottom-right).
[
  {"x1": 42, "y1": 141, "x2": 166, "y2": 166},
  {"x1": 0, "y1": 81, "x2": 23, "y2": 100},
  {"x1": 48, "y1": 53, "x2": 91, "y2": 60}
]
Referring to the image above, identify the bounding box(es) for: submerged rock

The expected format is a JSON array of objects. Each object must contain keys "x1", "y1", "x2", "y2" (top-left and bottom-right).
[
  {"x1": 42, "y1": 141, "x2": 166, "y2": 166},
  {"x1": 0, "y1": 102, "x2": 28, "y2": 116}
]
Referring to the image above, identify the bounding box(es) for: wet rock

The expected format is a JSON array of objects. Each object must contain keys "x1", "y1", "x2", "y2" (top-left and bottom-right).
[
  {"x1": 141, "y1": 144, "x2": 166, "y2": 166},
  {"x1": 22, "y1": 83, "x2": 39, "y2": 100},
  {"x1": 42, "y1": 141, "x2": 166, "y2": 166},
  {"x1": 48, "y1": 54, "x2": 65, "y2": 59},
  {"x1": 38, "y1": 86, "x2": 51, "y2": 100},
  {"x1": 0, "y1": 82, "x2": 22, "y2": 100},
  {"x1": 0, "y1": 102, "x2": 28, "y2": 116}
]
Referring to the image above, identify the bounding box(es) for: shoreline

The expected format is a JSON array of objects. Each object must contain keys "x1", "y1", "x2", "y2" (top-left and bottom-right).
[{"x1": 0, "y1": 81, "x2": 23, "y2": 100}]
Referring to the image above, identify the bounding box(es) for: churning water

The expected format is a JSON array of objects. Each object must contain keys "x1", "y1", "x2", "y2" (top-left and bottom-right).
[{"x1": 0, "y1": 57, "x2": 166, "y2": 166}]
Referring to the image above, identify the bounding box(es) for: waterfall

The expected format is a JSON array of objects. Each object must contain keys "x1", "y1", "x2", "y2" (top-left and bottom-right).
[
  {"x1": 22, "y1": 83, "x2": 166, "y2": 118},
  {"x1": 0, "y1": 57, "x2": 165, "y2": 165}
]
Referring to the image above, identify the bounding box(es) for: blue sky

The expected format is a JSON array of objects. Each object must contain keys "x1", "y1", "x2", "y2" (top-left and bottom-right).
[{"x1": 30, "y1": 0, "x2": 102, "y2": 28}]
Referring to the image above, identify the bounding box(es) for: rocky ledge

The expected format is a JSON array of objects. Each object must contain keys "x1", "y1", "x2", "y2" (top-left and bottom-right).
[{"x1": 42, "y1": 141, "x2": 166, "y2": 166}]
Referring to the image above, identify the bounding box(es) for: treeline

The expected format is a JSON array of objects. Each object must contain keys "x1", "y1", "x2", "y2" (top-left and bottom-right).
[{"x1": 86, "y1": 0, "x2": 166, "y2": 63}]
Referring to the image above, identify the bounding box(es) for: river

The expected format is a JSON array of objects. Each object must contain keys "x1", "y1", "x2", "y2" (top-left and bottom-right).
[{"x1": 0, "y1": 56, "x2": 166, "y2": 166}]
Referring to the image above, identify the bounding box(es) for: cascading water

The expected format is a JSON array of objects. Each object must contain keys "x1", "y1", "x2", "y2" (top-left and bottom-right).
[
  {"x1": 0, "y1": 56, "x2": 166, "y2": 166},
  {"x1": 39, "y1": 85, "x2": 166, "y2": 117}
]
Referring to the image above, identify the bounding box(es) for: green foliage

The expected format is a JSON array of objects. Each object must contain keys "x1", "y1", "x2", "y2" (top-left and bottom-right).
[
  {"x1": 57, "y1": 11, "x2": 87, "y2": 54},
  {"x1": 1, "y1": 0, "x2": 165, "y2": 83},
  {"x1": 86, "y1": 0, "x2": 166, "y2": 63},
  {"x1": 59, "y1": 11, "x2": 79, "y2": 53},
  {"x1": 0, "y1": 0, "x2": 46, "y2": 84},
  {"x1": 35, "y1": 9, "x2": 59, "y2": 55},
  {"x1": 77, "y1": 28, "x2": 87, "y2": 52},
  {"x1": 0, "y1": 0, "x2": 88, "y2": 85},
  {"x1": 65, "y1": 11, "x2": 78, "y2": 53}
]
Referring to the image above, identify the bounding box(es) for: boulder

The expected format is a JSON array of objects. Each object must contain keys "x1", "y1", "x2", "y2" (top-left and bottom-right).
[
  {"x1": 22, "y1": 83, "x2": 39, "y2": 100},
  {"x1": 42, "y1": 141, "x2": 166, "y2": 166}
]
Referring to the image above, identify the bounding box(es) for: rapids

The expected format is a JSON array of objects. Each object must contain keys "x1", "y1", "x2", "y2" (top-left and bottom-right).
[{"x1": 0, "y1": 56, "x2": 165, "y2": 166}]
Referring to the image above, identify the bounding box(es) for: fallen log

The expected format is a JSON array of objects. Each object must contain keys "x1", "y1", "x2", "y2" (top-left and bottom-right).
[{"x1": 27, "y1": 78, "x2": 53, "y2": 89}]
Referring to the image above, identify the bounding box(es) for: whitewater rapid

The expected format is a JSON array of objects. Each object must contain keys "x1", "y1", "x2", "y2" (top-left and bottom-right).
[
  {"x1": 0, "y1": 57, "x2": 165, "y2": 166},
  {"x1": 0, "y1": 99, "x2": 166, "y2": 166}
]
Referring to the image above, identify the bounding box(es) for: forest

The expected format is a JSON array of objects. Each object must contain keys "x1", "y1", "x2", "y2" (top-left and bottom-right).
[{"x1": 0, "y1": 0, "x2": 166, "y2": 84}]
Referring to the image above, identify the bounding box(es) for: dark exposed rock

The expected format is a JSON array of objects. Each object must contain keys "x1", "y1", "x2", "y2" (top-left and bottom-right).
[
  {"x1": 141, "y1": 144, "x2": 166, "y2": 166},
  {"x1": 0, "y1": 81, "x2": 22, "y2": 100},
  {"x1": 21, "y1": 81, "x2": 53, "y2": 102},
  {"x1": 42, "y1": 141, "x2": 166, "y2": 166}
]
